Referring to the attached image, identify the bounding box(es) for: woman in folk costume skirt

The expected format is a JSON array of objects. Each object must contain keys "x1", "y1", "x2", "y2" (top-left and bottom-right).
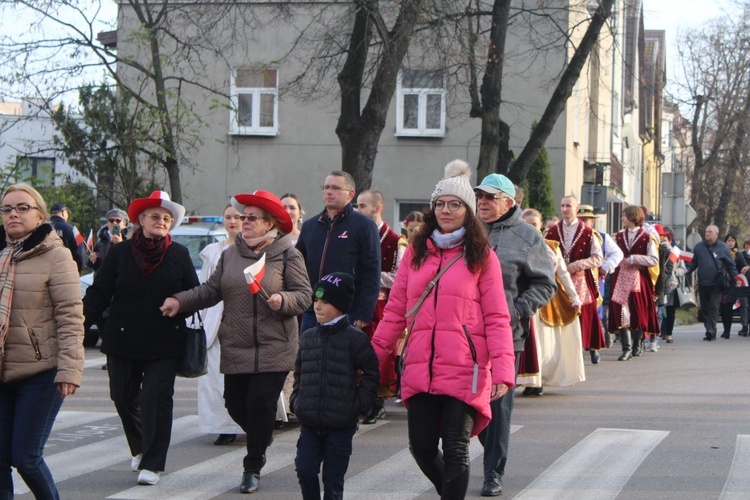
[
  {"x1": 518, "y1": 209, "x2": 585, "y2": 393},
  {"x1": 608, "y1": 206, "x2": 660, "y2": 360}
]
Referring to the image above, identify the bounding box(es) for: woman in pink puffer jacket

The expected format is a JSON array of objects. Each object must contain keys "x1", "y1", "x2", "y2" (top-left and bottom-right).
[{"x1": 372, "y1": 161, "x2": 515, "y2": 499}]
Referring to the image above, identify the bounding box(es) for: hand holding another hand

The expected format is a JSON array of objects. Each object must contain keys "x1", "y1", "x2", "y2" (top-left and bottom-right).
[{"x1": 160, "y1": 297, "x2": 181, "y2": 317}]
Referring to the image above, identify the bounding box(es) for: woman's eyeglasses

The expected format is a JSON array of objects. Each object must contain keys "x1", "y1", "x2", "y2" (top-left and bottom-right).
[
  {"x1": 108, "y1": 218, "x2": 123, "y2": 224},
  {"x1": 0, "y1": 203, "x2": 40, "y2": 215},
  {"x1": 239, "y1": 214, "x2": 267, "y2": 222},
  {"x1": 434, "y1": 200, "x2": 465, "y2": 212},
  {"x1": 143, "y1": 214, "x2": 173, "y2": 223}
]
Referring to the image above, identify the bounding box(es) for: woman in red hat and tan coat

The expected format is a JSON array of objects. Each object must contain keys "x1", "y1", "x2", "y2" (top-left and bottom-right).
[
  {"x1": 83, "y1": 190, "x2": 199, "y2": 486},
  {"x1": 161, "y1": 190, "x2": 312, "y2": 494}
]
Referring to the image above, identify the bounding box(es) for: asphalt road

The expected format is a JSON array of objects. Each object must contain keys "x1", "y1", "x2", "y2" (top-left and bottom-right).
[{"x1": 12, "y1": 322, "x2": 750, "y2": 499}]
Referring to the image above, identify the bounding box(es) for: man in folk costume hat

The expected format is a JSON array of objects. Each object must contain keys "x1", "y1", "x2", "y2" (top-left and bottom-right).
[
  {"x1": 545, "y1": 195, "x2": 606, "y2": 364},
  {"x1": 355, "y1": 189, "x2": 403, "y2": 424},
  {"x1": 474, "y1": 173, "x2": 556, "y2": 496}
]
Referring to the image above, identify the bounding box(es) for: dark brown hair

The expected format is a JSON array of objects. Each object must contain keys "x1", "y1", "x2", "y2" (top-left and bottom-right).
[{"x1": 410, "y1": 207, "x2": 489, "y2": 274}]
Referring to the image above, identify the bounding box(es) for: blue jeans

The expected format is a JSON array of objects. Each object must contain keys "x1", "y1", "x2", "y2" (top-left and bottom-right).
[
  {"x1": 0, "y1": 369, "x2": 63, "y2": 500},
  {"x1": 295, "y1": 423, "x2": 357, "y2": 500},
  {"x1": 478, "y1": 351, "x2": 521, "y2": 479}
]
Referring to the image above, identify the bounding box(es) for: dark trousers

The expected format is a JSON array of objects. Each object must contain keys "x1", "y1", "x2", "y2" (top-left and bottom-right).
[
  {"x1": 478, "y1": 352, "x2": 521, "y2": 480},
  {"x1": 408, "y1": 393, "x2": 477, "y2": 499},
  {"x1": 224, "y1": 371, "x2": 288, "y2": 473},
  {"x1": 698, "y1": 285, "x2": 722, "y2": 336},
  {"x1": 0, "y1": 369, "x2": 62, "y2": 500},
  {"x1": 661, "y1": 304, "x2": 676, "y2": 336},
  {"x1": 107, "y1": 355, "x2": 179, "y2": 472},
  {"x1": 721, "y1": 297, "x2": 748, "y2": 334},
  {"x1": 295, "y1": 423, "x2": 357, "y2": 500}
]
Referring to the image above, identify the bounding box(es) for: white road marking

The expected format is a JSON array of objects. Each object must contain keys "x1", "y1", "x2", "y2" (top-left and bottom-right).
[
  {"x1": 13, "y1": 415, "x2": 201, "y2": 495},
  {"x1": 514, "y1": 428, "x2": 669, "y2": 500},
  {"x1": 344, "y1": 425, "x2": 523, "y2": 499},
  {"x1": 108, "y1": 421, "x2": 388, "y2": 499},
  {"x1": 719, "y1": 434, "x2": 750, "y2": 500}
]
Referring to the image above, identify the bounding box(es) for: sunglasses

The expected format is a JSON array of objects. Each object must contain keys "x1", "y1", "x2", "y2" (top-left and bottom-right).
[
  {"x1": 108, "y1": 218, "x2": 123, "y2": 224},
  {"x1": 240, "y1": 214, "x2": 267, "y2": 222}
]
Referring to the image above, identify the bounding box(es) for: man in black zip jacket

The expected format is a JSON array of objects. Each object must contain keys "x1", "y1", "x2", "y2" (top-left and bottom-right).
[{"x1": 296, "y1": 171, "x2": 381, "y2": 336}]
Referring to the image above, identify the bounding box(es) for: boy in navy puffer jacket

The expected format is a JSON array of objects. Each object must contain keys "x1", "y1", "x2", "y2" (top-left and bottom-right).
[{"x1": 291, "y1": 272, "x2": 379, "y2": 500}]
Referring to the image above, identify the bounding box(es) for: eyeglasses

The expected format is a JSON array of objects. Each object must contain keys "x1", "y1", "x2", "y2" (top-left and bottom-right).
[
  {"x1": 108, "y1": 218, "x2": 123, "y2": 224},
  {"x1": 0, "y1": 203, "x2": 40, "y2": 215},
  {"x1": 434, "y1": 200, "x2": 465, "y2": 212},
  {"x1": 321, "y1": 185, "x2": 352, "y2": 192},
  {"x1": 143, "y1": 213, "x2": 173, "y2": 223},
  {"x1": 475, "y1": 192, "x2": 508, "y2": 202},
  {"x1": 239, "y1": 214, "x2": 267, "y2": 222}
]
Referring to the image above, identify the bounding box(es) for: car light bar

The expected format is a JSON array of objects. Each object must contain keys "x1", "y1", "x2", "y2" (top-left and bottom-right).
[{"x1": 181, "y1": 216, "x2": 223, "y2": 224}]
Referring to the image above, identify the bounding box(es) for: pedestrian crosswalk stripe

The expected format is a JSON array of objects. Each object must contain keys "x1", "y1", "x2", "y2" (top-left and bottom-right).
[
  {"x1": 83, "y1": 354, "x2": 107, "y2": 369},
  {"x1": 514, "y1": 428, "x2": 669, "y2": 500},
  {"x1": 719, "y1": 434, "x2": 750, "y2": 499},
  {"x1": 13, "y1": 415, "x2": 202, "y2": 496},
  {"x1": 51, "y1": 411, "x2": 117, "y2": 431},
  {"x1": 344, "y1": 425, "x2": 523, "y2": 499},
  {"x1": 107, "y1": 420, "x2": 388, "y2": 499}
]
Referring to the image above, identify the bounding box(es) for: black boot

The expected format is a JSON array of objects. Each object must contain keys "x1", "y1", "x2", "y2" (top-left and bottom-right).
[
  {"x1": 410, "y1": 450, "x2": 444, "y2": 495},
  {"x1": 240, "y1": 471, "x2": 259, "y2": 494},
  {"x1": 362, "y1": 400, "x2": 385, "y2": 424},
  {"x1": 214, "y1": 434, "x2": 237, "y2": 445}
]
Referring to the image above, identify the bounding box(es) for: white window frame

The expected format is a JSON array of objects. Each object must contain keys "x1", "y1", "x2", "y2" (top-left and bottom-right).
[
  {"x1": 229, "y1": 68, "x2": 279, "y2": 136},
  {"x1": 396, "y1": 70, "x2": 446, "y2": 137}
]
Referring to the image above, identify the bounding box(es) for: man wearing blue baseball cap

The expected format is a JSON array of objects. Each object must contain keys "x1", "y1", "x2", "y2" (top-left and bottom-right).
[{"x1": 474, "y1": 174, "x2": 557, "y2": 496}]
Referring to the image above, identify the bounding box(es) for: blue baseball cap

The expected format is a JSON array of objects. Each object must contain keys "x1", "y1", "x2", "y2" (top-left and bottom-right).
[{"x1": 474, "y1": 174, "x2": 516, "y2": 198}]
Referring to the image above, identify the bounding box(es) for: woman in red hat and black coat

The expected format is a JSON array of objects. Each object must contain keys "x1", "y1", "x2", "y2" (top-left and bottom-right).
[
  {"x1": 83, "y1": 190, "x2": 199, "y2": 486},
  {"x1": 161, "y1": 190, "x2": 312, "y2": 494}
]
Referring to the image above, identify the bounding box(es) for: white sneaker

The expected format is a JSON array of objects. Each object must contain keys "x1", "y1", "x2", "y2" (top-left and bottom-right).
[
  {"x1": 649, "y1": 341, "x2": 658, "y2": 352},
  {"x1": 131, "y1": 454, "x2": 142, "y2": 472},
  {"x1": 137, "y1": 469, "x2": 160, "y2": 485}
]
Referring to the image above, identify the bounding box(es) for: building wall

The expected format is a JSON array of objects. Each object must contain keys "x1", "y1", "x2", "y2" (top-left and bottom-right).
[{"x1": 114, "y1": 0, "x2": 639, "y2": 229}]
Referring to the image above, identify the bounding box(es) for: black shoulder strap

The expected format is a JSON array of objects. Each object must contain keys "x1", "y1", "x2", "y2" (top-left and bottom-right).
[{"x1": 282, "y1": 247, "x2": 289, "y2": 289}]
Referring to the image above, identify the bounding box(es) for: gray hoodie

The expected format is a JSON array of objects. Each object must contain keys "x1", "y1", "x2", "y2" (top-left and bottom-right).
[{"x1": 485, "y1": 205, "x2": 557, "y2": 351}]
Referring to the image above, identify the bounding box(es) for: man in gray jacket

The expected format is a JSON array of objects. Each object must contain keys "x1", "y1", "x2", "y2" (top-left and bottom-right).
[
  {"x1": 474, "y1": 174, "x2": 557, "y2": 496},
  {"x1": 687, "y1": 225, "x2": 738, "y2": 340}
]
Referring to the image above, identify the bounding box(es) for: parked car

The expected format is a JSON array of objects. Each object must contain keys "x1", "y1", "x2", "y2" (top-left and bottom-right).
[{"x1": 80, "y1": 216, "x2": 228, "y2": 347}]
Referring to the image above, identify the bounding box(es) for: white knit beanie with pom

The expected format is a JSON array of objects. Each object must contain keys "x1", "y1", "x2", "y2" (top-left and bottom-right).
[{"x1": 430, "y1": 159, "x2": 476, "y2": 215}]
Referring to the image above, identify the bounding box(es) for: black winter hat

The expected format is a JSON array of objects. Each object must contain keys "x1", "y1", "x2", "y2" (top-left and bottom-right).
[{"x1": 313, "y1": 272, "x2": 355, "y2": 314}]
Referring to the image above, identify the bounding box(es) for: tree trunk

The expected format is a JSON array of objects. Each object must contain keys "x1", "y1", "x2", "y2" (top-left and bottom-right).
[
  {"x1": 336, "y1": 0, "x2": 427, "y2": 192},
  {"x1": 475, "y1": 0, "x2": 512, "y2": 181},
  {"x1": 713, "y1": 87, "x2": 750, "y2": 229},
  {"x1": 507, "y1": 0, "x2": 614, "y2": 184}
]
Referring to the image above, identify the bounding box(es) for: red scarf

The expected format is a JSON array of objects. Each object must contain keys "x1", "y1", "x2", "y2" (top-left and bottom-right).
[{"x1": 131, "y1": 228, "x2": 172, "y2": 276}]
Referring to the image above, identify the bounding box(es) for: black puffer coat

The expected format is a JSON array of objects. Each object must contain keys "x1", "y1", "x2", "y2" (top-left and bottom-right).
[{"x1": 291, "y1": 317, "x2": 379, "y2": 431}]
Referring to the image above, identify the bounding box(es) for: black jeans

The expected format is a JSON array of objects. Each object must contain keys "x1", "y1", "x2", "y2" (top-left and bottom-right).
[
  {"x1": 408, "y1": 393, "x2": 476, "y2": 499},
  {"x1": 698, "y1": 285, "x2": 722, "y2": 336},
  {"x1": 478, "y1": 351, "x2": 521, "y2": 480},
  {"x1": 295, "y1": 423, "x2": 357, "y2": 500},
  {"x1": 661, "y1": 304, "x2": 676, "y2": 336},
  {"x1": 224, "y1": 371, "x2": 288, "y2": 473},
  {"x1": 107, "y1": 356, "x2": 179, "y2": 472}
]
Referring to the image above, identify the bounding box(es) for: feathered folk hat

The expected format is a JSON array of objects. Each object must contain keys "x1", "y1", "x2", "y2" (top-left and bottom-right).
[
  {"x1": 430, "y1": 160, "x2": 476, "y2": 215},
  {"x1": 128, "y1": 191, "x2": 185, "y2": 231}
]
